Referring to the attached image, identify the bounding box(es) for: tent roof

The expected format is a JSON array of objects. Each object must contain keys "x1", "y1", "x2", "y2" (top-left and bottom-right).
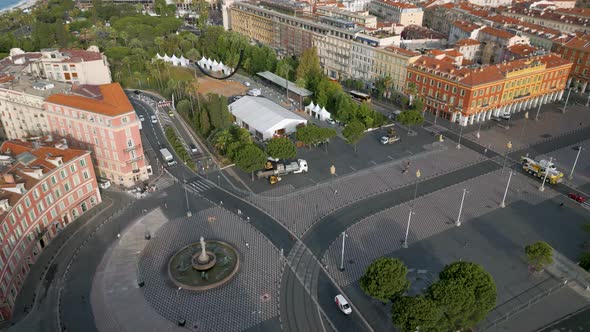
[{"x1": 229, "y1": 97, "x2": 306, "y2": 132}]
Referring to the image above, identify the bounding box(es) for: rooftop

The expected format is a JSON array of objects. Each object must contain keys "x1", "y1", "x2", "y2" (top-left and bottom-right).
[
  {"x1": 45, "y1": 83, "x2": 134, "y2": 117},
  {"x1": 0, "y1": 138, "x2": 88, "y2": 210},
  {"x1": 257, "y1": 71, "x2": 313, "y2": 96},
  {"x1": 410, "y1": 53, "x2": 571, "y2": 86},
  {"x1": 374, "y1": 0, "x2": 420, "y2": 9},
  {"x1": 452, "y1": 21, "x2": 482, "y2": 33},
  {"x1": 553, "y1": 33, "x2": 590, "y2": 51},
  {"x1": 507, "y1": 44, "x2": 540, "y2": 56},
  {"x1": 228, "y1": 96, "x2": 306, "y2": 132},
  {"x1": 382, "y1": 45, "x2": 421, "y2": 57},
  {"x1": 480, "y1": 26, "x2": 516, "y2": 39},
  {"x1": 455, "y1": 38, "x2": 481, "y2": 46}
]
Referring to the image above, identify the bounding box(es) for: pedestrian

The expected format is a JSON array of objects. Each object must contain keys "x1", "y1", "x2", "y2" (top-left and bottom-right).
[
  {"x1": 164, "y1": 202, "x2": 167, "y2": 209},
  {"x1": 334, "y1": 189, "x2": 338, "y2": 194},
  {"x1": 246, "y1": 216, "x2": 250, "y2": 222},
  {"x1": 237, "y1": 209, "x2": 242, "y2": 216},
  {"x1": 117, "y1": 233, "x2": 121, "y2": 239},
  {"x1": 463, "y1": 241, "x2": 468, "y2": 248},
  {"x1": 245, "y1": 242, "x2": 250, "y2": 248},
  {"x1": 220, "y1": 200, "x2": 223, "y2": 206},
  {"x1": 560, "y1": 202, "x2": 564, "y2": 207}
]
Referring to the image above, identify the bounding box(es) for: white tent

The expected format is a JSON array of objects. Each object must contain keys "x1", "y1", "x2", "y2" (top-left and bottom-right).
[
  {"x1": 318, "y1": 106, "x2": 331, "y2": 121},
  {"x1": 171, "y1": 55, "x2": 179, "y2": 66},
  {"x1": 179, "y1": 56, "x2": 189, "y2": 67},
  {"x1": 306, "y1": 102, "x2": 331, "y2": 121},
  {"x1": 163, "y1": 54, "x2": 171, "y2": 62}
]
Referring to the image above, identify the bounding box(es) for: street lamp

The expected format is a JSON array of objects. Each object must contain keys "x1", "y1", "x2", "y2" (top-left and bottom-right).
[
  {"x1": 562, "y1": 88, "x2": 572, "y2": 114},
  {"x1": 501, "y1": 141, "x2": 513, "y2": 176},
  {"x1": 535, "y1": 102, "x2": 542, "y2": 121},
  {"x1": 456, "y1": 188, "x2": 468, "y2": 227},
  {"x1": 457, "y1": 123, "x2": 464, "y2": 149},
  {"x1": 339, "y1": 231, "x2": 348, "y2": 271},
  {"x1": 569, "y1": 146, "x2": 584, "y2": 180},
  {"x1": 183, "y1": 175, "x2": 192, "y2": 217},
  {"x1": 500, "y1": 170, "x2": 513, "y2": 208},
  {"x1": 539, "y1": 156, "x2": 553, "y2": 192},
  {"x1": 403, "y1": 170, "x2": 421, "y2": 248}
]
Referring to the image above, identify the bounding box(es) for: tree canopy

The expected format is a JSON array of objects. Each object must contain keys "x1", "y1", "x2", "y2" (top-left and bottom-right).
[
  {"x1": 427, "y1": 261, "x2": 496, "y2": 331},
  {"x1": 525, "y1": 241, "x2": 553, "y2": 272},
  {"x1": 342, "y1": 120, "x2": 366, "y2": 151},
  {"x1": 234, "y1": 144, "x2": 267, "y2": 179},
  {"x1": 266, "y1": 137, "x2": 296, "y2": 160},
  {"x1": 359, "y1": 257, "x2": 410, "y2": 303},
  {"x1": 397, "y1": 110, "x2": 424, "y2": 128},
  {"x1": 391, "y1": 296, "x2": 443, "y2": 332},
  {"x1": 295, "y1": 125, "x2": 336, "y2": 148}
]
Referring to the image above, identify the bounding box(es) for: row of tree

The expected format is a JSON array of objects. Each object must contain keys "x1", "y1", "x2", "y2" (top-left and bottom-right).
[
  {"x1": 360, "y1": 257, "x2": 497, "y2": 332},
  {"x1": 164, "y1": 126, "x2": 195, "y2": 169}
]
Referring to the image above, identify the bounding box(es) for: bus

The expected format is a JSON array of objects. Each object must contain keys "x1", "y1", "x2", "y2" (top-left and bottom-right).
[{"x1": 349, "y1": 90, "x2": 371, "y2": 102}]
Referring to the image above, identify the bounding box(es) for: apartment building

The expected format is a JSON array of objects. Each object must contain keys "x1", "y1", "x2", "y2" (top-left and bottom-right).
[
  {"x1": 454, "y1": 38, "x2": 481, "y2": 61},
  {"x1": 27, "y1": 47, "x2": 112, "y2": 85},
  {"x1": 484, "y1": 15, "x2": 562, "y2": 51},
  {"x1": 339, "y1": 0, "x2": 373, "y2": 12},
  {"x1": 448, "y1": 21, "x2": 483, "y2": 45},
  {"x1": 316, "y1": 6, "x2": 377, "y2": 28},
  {"x1": 478, "y1": 27, "x2": 530, "y2": 64},
  {"x1": 0, "y1": 138, "x2": 100, "y2": 321},
  {"x1": 552, "y1": 33, "x2": 590, "y2": 92},
  {"x1": 45, "y1": 83, "x2": 150, "y2": 187},
  {"x1": 502, "y1": 5, "x2": 590, "y2": 34},
  {"x1": 423, "y1": 2, "x2": 487, "y2": 35},
  {"x1": 466, "y1": 0, "x2": 511, "y2": 7},
  {"x1": 406, "y1": 54, "x2": 572, "y2": 125},
  {"x1": 369, "y1": 0, "x2": 424, "y2": 26}
]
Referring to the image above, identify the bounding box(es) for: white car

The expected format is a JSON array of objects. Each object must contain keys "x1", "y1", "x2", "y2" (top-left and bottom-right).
[
  {"x1": 151, "y1": 115, "x2": 158, "y2": 123},
  {"x1": 326, "y1": 118, "x2": 336, "y2": 125},
  {"x1": 139, "y1": 114, "x2": 145, "y2": 122},
  {"x1": 335, "y1": 294, "x2": 352, "y2": 315},
  {"x1": 247, "y1": 88, "x2": 261, "y2": 97},
  {"x1": 244, "y1": 81, "x2": 251, "y2": 87}
]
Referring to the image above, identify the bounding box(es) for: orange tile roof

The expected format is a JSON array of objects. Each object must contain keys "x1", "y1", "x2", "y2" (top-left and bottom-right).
[
  {"x1": 383, "y1": 46, "x2": 421, "y2": 57},
  {"x1": 375, "y1": 0, "x2": 419, "y2": 9},
  {"x1": 452, "y1": 21, "x2": 482, "y2": 33},
  {"x1": 0, "y1": 139, "x2": 89, "y2": 208},
  {"x1": 480, "y1": 26, "x2": 516, "y2": 39},
  {"x1": 555, "y1": 34, "x2": 590, "y2": 51},
  {"x1": 410, "y1": 53, "x2": 571, "y2": 87},
  {"x1": 455, "y1": 38, "x2": 480, "y2": 46},
  {"x1": 45, "y1": 83, "x2": 133, "y2": 117},
  {"x1": 507, "y1": 44, "x2": 539, "y2": 56},
  {"x1": 444, "y1": 49, "x2": 463, "y2": 57}
]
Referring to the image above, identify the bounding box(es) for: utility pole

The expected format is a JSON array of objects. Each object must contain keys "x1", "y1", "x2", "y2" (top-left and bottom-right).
[
  {"x1": 539, "y1": 157, "x2": 553, "y2": 192},
  {"x1": 500, "y1": 170, "x2": 513, "y2": 208},
  {"x1": 339, "y1": 231, "x2": 347, "y2": 271},
  {"x1": 569, "y1": 147, "x2": 583, "y2": 180},
  {"x1": 562, "y1": 88, "x2": 571, "y2": 113}
]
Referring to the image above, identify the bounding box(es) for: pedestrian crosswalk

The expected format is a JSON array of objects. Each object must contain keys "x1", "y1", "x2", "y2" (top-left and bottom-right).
[
  {"x1": 184, "y1": 179, "x2": 215, "y2": 194},
  {"x1": 151, "y1": 175, "x2": 176, "y2": 191}
]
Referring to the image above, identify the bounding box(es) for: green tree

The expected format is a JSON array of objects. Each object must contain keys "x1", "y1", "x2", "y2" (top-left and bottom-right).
[
  {"x1": 359, "y1": 257, "x2": 410, "y2": 303},
  {"x1": 275, "y1": 59, "x2": 293, "y2": 99},
  {"x1": 391, "y1": 296, "x2": 443, "y2": 332},
  {"x1": 396, "y1": 110, "x2": 424, "y2": 134},
  {"x1": 427, "y1": 261, "x2": 496, "y2": 331},
  {"x1": 295, "y1": 125, "x2": 332, "y2": 148},
  {"x1": 212, "y1": 129, "x2": 233, "y2": 155},
  {"x1": 176, "y1": 99, "x2": 191, "y2": 116},
  {"x1": 296, "y1": 47, "x2": 321, "y2": 81},
  {"x1": 234, "y1": 144, "x2": 267, "y2": 180},
  {"x1": 525, "y1": 241, "x2": 554, "y2": 272},
  {"x1": 199, "y1": 109, "x2": 211, "y2": 136},
  {"x1": 342, "y1": 120, "x2": 365, "y2": 152},
  {"x1": 266, "y1": 137, "x2": 296, "y2": 161},
  {"x1": 579, "y1": 253, "x2": 590, "y2": 271}
]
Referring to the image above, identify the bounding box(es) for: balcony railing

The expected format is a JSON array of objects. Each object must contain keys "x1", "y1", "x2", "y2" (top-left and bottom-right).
[
  {"x1": 124, "y1": 144, "x2": 141, "y2": 152},
  {"x1": 126, "y1": 156, "x2": 144, "y2": 164}
]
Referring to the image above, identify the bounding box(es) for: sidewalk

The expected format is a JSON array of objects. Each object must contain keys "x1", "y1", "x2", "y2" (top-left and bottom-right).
[{"x1": 5, "y1": 191, "x2": 132, "y2": 329}]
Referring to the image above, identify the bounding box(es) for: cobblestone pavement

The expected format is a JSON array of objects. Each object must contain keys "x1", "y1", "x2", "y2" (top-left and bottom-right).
[
  {"x1": 137, "y1": 207, "x2": 284, "y2": 332},
  {"x1": 247, "y1": 140, "x2": 481, "y2": 236},
  {"x1": 92, "y1": 208, "x2": 183, "y2": 332},
  {"x1": 322, "y1": 169, "x2": 558, "y2": 287},
  {"x1": 462, "y1": 105, "x2": 589, "y2": 152}
]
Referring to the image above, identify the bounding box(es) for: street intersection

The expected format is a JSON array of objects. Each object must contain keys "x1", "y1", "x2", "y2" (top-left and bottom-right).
[{"x1": 7, "y1": 90, "x2": 590, "y2": 332}]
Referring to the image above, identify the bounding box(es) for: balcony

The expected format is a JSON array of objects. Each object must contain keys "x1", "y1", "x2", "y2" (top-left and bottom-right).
[
  {"x1": 124, "y1": 144, "x2": 141, "y2": 152},
  {"x1": 126, "y1": 156, "x2": 144, "y2": 164}
]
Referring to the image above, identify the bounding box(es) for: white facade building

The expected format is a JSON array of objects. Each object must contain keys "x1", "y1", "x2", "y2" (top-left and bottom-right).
[
  {"x1": 27, "y1": 47, "x2": 111, "y2": 85},
  {"x1": 228, "y1": 97, "x2": 307, "y2": 140}
]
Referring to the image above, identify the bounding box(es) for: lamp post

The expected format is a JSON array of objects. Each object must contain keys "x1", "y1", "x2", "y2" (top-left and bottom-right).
[
  {"x1": 501, "y1": 141, "x2": 513, "y2": 175},
  {"x1": 569, "y1": 147, "x2": 583, "y2": 180},
  {"x1": 586, "y1": 94, "x2": 590, "y2": 108},
  {"x1": 535, "y1": 101, "x2": 542, "y2": 121},
  {"x1": 539, "y1": 156, "x2": 553, "y2": 192},
  {"x1": 339, "y1": 231, "x2": 348, "y2": 271},
  {"x1": 457, "y1": 122, "x2": 464, "y2": 149},
  {"x1": 500, "y1": 170, "x2": 513, "y2": 208},
  {"x1": 403, "y1": 170, "x2": 421, "y2": 248},
  {"x1": 476, "y1": 119, "x2": 483, "y2": 140},
  {"x1": 456, "y1": 188, "x2": 468, "y2": 227},
  {"x1": 184, "y1": 175, "x2": 191, "y2": 217},
  {"x1": 562, "y1": 88, "x2": 571, "y2": 113}
]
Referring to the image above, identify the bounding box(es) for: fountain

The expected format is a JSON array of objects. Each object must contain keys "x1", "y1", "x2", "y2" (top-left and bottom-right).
[{"x1": 168, "y1": 236, "x2": 239, "y2": 291}]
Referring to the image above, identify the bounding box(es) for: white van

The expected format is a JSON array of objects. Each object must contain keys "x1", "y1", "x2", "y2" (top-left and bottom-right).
[{"x1": 98, "y1": 178, "x2": 111, "y2": 189}]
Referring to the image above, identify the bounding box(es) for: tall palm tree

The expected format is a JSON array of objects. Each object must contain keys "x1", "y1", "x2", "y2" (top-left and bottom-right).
[
  {"x1": 276, "y1": 61, "x2": 293, "y2": 100},
  {"x1": 213, "y1": 129, "x2": 233, "y2": 153},
  {"x1": 383, "y1": 76, "x2": 393, "y2": 99}
]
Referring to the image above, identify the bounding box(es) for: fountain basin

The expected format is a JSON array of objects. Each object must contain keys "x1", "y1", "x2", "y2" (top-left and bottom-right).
[{"x1": 168, "y1": 240, "x2": 239, "y2": 291}]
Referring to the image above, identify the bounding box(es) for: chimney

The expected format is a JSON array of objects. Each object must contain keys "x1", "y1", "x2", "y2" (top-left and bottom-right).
[
  {"x1": 4, "y1": 173, "x2": 15, "y2": 184},
  {"x1": 435, "y1": 64, "x2": 440, "y2": 69},
  {"x1": 32, "y1": 140, "x2": 40, "y2": 150}
]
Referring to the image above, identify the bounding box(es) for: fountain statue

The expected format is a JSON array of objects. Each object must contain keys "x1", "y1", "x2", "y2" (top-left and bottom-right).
[{"x1": 198, "y1": 236, "x2": 209, "y2": 264}]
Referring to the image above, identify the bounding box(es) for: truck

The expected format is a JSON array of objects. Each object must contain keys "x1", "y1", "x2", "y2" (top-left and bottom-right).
[
  {"x1": 257, "y1": 159, "x2": 308, "y2": 180},
  {"x1": 520, "y1": 156, "x2": 564, "y2": 184},
  {"x1": 160, "y1": 148, "x2": 176, "y2": 166},
  {"x1": 380, "y1": 128, "x2": 401, "y2": 145}
]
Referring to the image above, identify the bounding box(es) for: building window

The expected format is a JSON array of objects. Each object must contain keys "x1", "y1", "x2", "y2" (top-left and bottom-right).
[
  {"x1": 82, "y1": 171, "x2": 89, "y2": 180},
  {"x1": 28, "y1": 210, "x2": 36, "y2": 220},
  {"x1": 9, "y1": 214, "x2": 16, "y2": 225},
  {"x1": 46, "y1": 194, "x2": 54, "y2": 205},
  {"x1": 59, "y1": 201, "x2": 65, "y2": 212},
  {"x1": 37, "y1": 202, "x2": 45, "y2": 212},
  {"x1": 80, "y1": 159, "x2": 87, "y2": 167},
  {"x1": 16, "y1": 205, "x2": 23, "y2": 216},
  {"x1": 70, "y1": 164, "x2": 76, "y2": 173},
  {"x1": 50, "y1": 209, "x2": 57, "y2": 218},
  {"x1": 64, "y1": 182, "x2": 71, "y2": 192},
  {"x1": 51, "y1": 176, "x2": 57, "y2": 185},
  {"x1": 55, "y1": 188, "x2": 62, "y2": 199},
  {"x1": 41, "y1": 182, "x2": 48, "y2": 192},
  {"x1": 25, "y1": 197, "x2": 31, "y2": 208}
]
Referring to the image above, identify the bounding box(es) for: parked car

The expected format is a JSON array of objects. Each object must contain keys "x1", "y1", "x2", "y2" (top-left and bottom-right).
[
  {"x1": 244, "y1": 81, "x2": 251, "y2": 87},
  {"x1": 326, "y1": 118, "x2": 337, "y2": 125},
  {"x1": 248, "y1": 88, "x2": 262, "y2": 97},
  {"x1": 168, "y1": 111, "x2": 174, "y2": 117},
  {"x1": 139, "y1": 114, "x2": 145, "y2": 122},
  {"x1": 568, "y1": 192, "x2": 586, "y2": 203},
  {"x1": 189, "y1": 143, "x2": 198, "y2": 153},
  {"x1": 151, "y1": 115, "x2": 158, "y2": 123},
  {"x1": 335, "y1": 294, "x2": 352, "y2": 315},
  {"x1": 97, "y1": 177, "x2": 111, "y2": 189},
  {"x1": 500, "y1": 113, "x2": 511, "y2": 120}
]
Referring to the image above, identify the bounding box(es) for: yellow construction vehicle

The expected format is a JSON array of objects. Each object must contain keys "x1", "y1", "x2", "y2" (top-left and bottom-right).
[
  {"x1": 269, "y1": 175, "x2": 282, "y2": 184},
  {"x1": 520, "y1": 156, "x2": 564, "y2": 184}
]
